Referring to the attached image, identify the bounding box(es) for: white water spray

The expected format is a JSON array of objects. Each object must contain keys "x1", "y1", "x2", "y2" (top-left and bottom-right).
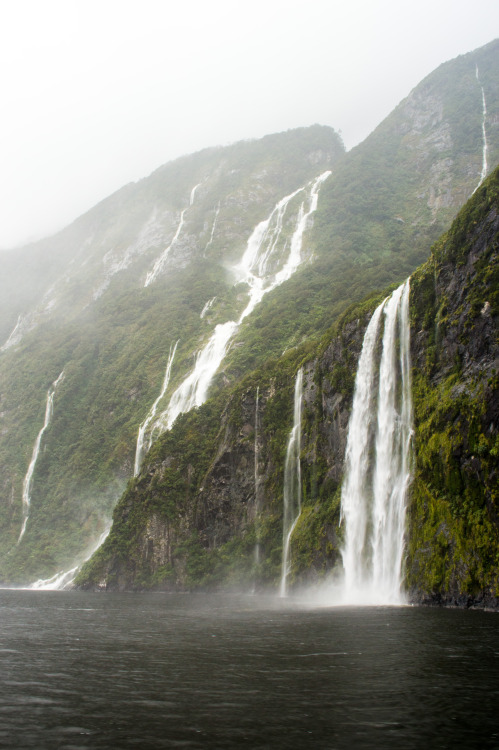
[
  {"x1": 28, "y1": 524, "x2": 112, "y2": 590},
  {"x1": 134, "y1": 340, "x2": 179, "y2": 475},
  {"x1": 340, "y1": 279, "x2": 413, "y2": 605},
  {"x1": 200, "y1": 297, "x2": 217, "y2": 319},
  {"x1": 144, "y1": 184, "x2": 201, "y2": 287},
  {"x1": 473, "y1": 65, "x2": 489, "y2": 193},
  {"x1": 157, "y1": 172, "x2": 330, "y2": 433},
  {"x1": 17, "y1": 371, "x2": 65, "y2": 544},
  {"x1": 280, "y1": 368, "x2": 303, "y2": 597}
]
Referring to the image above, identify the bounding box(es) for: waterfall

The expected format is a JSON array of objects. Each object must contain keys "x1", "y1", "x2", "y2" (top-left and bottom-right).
[
  {"x1": 144, "y1": 183, "x2": 201, "y2": 287},
  {"x1": 156, "y1": 171, "x2": 330, "y2": 433},
  {"x1": 204, "y1": 202, "x2": 220, "y2": 257},
  {"x1": 28, "y1": 524, "x2": 112, "y2": 590},
  {"x1": 1, "y1": 314, "x2": 23, "y2": 352},
  {"x1": 200, "y1": 296, "x2": 217, "y2": 319},
  {"x1": 473, "y1": 65, "x2": 488, "y2": 193},
  {"x1": 254, "y1": 386, "x2": 261, "y2": 567},
  {"x1": 133, "y1": 340, "x2": 179, "y2": 476},
  {"x1": 280, "y1": 368, "x2": 303, "y2": 597},
  {"x1": 17, "y1": 370, "x2": 65, "y2": 544},
  {"x1": 340, "y1": 279, "x2": 413, "y2": 605}
]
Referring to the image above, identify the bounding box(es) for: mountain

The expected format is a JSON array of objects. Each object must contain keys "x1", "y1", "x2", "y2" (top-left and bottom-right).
[
  {"x1": 0, "y1": 40, "x2": 498, "y2": 587},
  {"x1": 77, "y1": 165, "x2": 499, "y2": 606}
]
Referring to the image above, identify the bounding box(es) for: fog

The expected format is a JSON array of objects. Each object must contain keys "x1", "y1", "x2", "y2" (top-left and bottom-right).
[{"x1": 1, "y1": 0, "x2": 498, "y2": 249}]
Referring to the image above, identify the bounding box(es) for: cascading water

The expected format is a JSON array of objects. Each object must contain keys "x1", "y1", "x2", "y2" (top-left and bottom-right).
[
  {"x1": 473, "y1": 65, "x2": 488, "y2": 193},
  {"x1": 253, "y1": 386, "x2": 261, "y2": 567},
  {"x1": 28, "y1": 524, "x2": 112, "y2": 590},
  {"x1": 144, "y1": 183, "x2": 201, "y2": 287},
  {"x1": 156, "y1": 171, "x2": 330, "y2": 433},
  {"x1": 340, "y1": 279, "x2": 413, "y2": 605},
  {"x1": 279, "y1": 368, "x2": 303, "y2": 598},
  {"x1": 200, "y1": 297, "x2": 217, "y2": 319},
  {"x1": 133, "y1": 340, "x2": 179, "y2": 476},
  {"x1": 17, "y1": 370, "x2": 65, "y2": 544},
  {"x1": 204, "y1": 202, "x2": 220, "y2": 257},
  {"x1": 1, "y1": 314, "x2": 23, "y2": 352}
]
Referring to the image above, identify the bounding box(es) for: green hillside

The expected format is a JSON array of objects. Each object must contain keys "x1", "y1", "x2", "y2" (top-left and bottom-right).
[{"x1": 0, "y1": 40, "x2": 498, "y2": 586}]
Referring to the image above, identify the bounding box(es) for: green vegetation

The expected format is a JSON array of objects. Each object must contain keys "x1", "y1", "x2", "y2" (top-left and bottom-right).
[{"x1": 1, "y1": 41, "x2": 499, "y2": 592}]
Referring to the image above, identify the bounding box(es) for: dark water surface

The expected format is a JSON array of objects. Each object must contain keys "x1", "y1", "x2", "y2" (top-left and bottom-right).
[{"x1": 0, "y1": 591, "x2": 497, "y2": 749}]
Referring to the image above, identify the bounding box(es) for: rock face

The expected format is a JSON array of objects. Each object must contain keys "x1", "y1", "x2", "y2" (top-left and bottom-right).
[
  {"x1": 78, "y1": 169, "x2": 499, "y2": 607},
  {"x1": 3, "y1": 41, "x2": 499, "y2": 587}
]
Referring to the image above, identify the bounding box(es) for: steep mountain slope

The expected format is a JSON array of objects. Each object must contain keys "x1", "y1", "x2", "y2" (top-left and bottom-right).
[
  {"x1": 1, "y1": 41, "x2": 498, "y2": 584},
  {"x1": 78, "y1": 168, "x2": 498, "y2": 605},
  {"x1": 0, "y1": 127, "x2": 342, "y2": 581}
]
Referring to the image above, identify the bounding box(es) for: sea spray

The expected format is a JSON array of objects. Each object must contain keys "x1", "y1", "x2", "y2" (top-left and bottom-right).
[
  {"x1": 17, "y1": 370, "x2": 65, "y2": 544},
  {"x1": 280, "y1": 368, "x2": 303, "y2": 597},
  {"x1": 340, "y1": 279, "x2": 413, "y2": 604}
]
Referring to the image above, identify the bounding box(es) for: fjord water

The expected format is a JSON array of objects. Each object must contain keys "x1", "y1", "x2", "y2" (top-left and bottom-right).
[{"x1": 0, "y1": 591, "x2": 498, "y2": 750}]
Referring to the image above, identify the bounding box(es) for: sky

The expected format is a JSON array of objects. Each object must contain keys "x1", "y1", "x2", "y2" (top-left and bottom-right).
[{"x1": 0, "y1": 0, "x2": 498, "y2": 249}]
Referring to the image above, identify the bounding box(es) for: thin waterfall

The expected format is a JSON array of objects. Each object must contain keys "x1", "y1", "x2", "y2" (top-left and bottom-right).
[
  {"x1": 1, "y1": 314, "x2": 23, "y2": 352},
  {"x1": 144, "y1": 183, "x2": 201, "y2": 287},
  {"x1": 157, "y1": 171, "x2": 330, "y2": 433},
  {"x1": 17, "y1": 370, "x2": 65, "y2": 544},
  {"x1": 280, "y1": 368, "x2": 303, "y2": 597},
  {"x1": 340, "y1": 279, "x2": 413, "y2": 604},
  {"x1": 253, "y1": 386, "x2": 261, "y2": 567},
  {"x1": 473, "y1": 65, "x2": 488, "y2": 193},
  {"x1": 204, "y1": 202, "x2": 220, "y2": 257},
  {"x1": 200, "y1": 296, "x2": 217, "y2": 319},
  {"x1": 133, "y1": 340, "x2": 179, "y2": 476}
]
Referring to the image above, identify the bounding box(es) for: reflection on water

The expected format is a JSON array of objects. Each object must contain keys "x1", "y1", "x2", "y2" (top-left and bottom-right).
[{"x1": 0, "y1": 591, "x2": 497, "y2": 749}]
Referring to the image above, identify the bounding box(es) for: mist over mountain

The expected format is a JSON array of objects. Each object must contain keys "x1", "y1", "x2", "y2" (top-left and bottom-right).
[{"x1": 0, "y1": 40, "x2": 497, "y2": 604}]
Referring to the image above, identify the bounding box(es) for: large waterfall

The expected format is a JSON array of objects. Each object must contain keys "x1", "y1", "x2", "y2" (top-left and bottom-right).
[
  {"x1": 280, "y1": 368, "x2": 303, "y2": 597},
  {"x1": 17, "y1": 370, "x2": 65, "y2": 544},
  {"x1": 154, "y1": 171, "x2": 330, "y2": 434},
  {"x1": 340, "y1": 280, "x2": 412, "y2": 605}
]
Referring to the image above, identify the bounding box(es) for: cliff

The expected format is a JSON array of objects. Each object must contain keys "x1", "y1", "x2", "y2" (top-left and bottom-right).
[{"x1": 77, "y1": 168, "x2": 498, "y2": 604}]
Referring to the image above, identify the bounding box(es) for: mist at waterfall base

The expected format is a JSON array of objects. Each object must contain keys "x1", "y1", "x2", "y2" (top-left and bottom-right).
[{"x1": 1, "y1": 591, "x2": 497, "y2": 750}]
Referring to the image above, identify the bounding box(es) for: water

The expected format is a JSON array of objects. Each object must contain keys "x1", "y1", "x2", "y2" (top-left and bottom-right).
[
  {"x1": 134, "y1": 341, "x2": 179, "y2": 476},
  {"x1": 253, "y1": 386, "x2": 261, "y2": 567},
  {"x1": 203, "y1": 202, "x2": 220, "y2": 257},
  {"x1": 144, "y1": 184, "x2": 201, "y2": 287},
  {"x1": 28, "y1": 526, "x2": 111, "y2": 590},
  {"x1": 340, "y1": 280, "x2": 412, "y2": 604},
  {"x1": 158, "y1": 172, "x2": 330, "y2": 433},
  {"x1": 17, "y1": 371, "x2": 65, "y2": 544},
  {"x1": 473, "y1": 65, "x2": 488, "y2": 193},
  {"x1": 280, "y1": 369, "x2": 303, "y2": 597},
  {"x1": 0, "y1": 591, "x2": 497, "y2": 750}
]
